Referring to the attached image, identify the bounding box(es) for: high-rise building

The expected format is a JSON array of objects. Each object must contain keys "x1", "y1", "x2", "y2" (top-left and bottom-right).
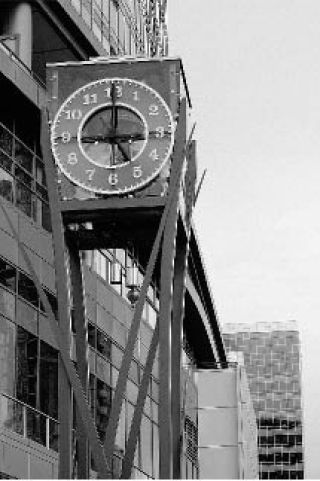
[
  {"x1": 223, "y1": 321, "x2": 304, "y2": 480},
  {"x1": 0, "y1": 1, "x2": 234, "y2": 479}
]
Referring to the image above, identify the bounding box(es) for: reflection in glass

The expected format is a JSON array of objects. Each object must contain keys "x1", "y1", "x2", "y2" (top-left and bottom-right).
[
  {"x1": 16, "y1": 182, "x2": 32, "y2": 217},
  {"x1": 0, "y1": 150, "x2": 13, "y2": 172},
  {"x1": 96, "y1": 378, "x2": 112, "y2": 442},
  {"x1": 39, "y1": 341, "x2": 58, "y2": 419},
  {"x1": 27, "y1": 408, "x2": 46, "y2": 446},
  {"x1": 14, "y1": 140, "x2": 33, "y2": 172},
  {"x1": 0, "y1": 258, "x2": 16, "y2": 291},
  {"x1": 97, "y1": 329, "x2": 112, "y2": 358},
  {"x1": 18, "y1": 272, "x2": 39, "y2": 307},
  {"x1": 0, "y1": 316, "x2": 15, "y2": 396},
  {"x1": 0, "y1": 167, "x2": 14, "y2": 202},
  {"x1": 0, "y1": 125, "x2": 13, "y2": 156},
  {"x1": 50, "y1": 417, "x2": 59, "y2": 452},
  {"x1": 16, "y1": 327, "x2": 38, "y2": 409},
  {"x1": 41, "y1": 201, "x2": 52, "y2": 232}
]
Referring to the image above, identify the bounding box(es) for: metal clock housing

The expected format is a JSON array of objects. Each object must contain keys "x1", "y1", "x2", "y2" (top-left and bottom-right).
[{"x1": 50, "y1": 77, "x2": 175, "y2": 195}]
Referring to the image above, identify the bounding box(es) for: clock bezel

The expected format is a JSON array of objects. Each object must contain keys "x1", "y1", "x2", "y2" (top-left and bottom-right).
[{"x1": 50, "y1": 77, "x2": 175, "y2": 195}]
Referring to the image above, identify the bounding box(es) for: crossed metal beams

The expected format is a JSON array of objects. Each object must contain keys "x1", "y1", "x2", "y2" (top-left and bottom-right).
[{"x1": 0, "y1": 97, "x2": 195, "y2": 478}]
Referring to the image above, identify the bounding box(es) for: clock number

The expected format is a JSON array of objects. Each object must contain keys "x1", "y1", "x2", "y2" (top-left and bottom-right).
[
  {"x1": 67, "y1": 153, "x2": 78, "y2": 165},
  {"x1": 61, "y1": 131, "x2": 71, "y2": 143},
  {"x1": 133, "y1": 166, "x2": 142, "y2": 178},
  {"x1": 86, "y1": 169, "x2": 95, "y2": 181},
  {"x1": 105, "y1": 85, "x2": 122, "y2": 98},
  {"x1": 65, "y1": 109, "x2": 82, "y2": 120},
  {"x1": 83, "y1": 93, "x2": 97, "y2": 105},
  {"x1": 108, "y1": 173, "x2": 118, "y2": 185},
  {"x1": 155, "y1": 126, "x2": 165, "y2": 138},
  {"x1": 149, "y1": 149, "x2": 159, "y2": 161},
  {"x1": 133, "y1": 91, "x2": 139, "y2": 101},
  {"x1": 149, "y1": 104, "x2": 159, "y2": 116}
]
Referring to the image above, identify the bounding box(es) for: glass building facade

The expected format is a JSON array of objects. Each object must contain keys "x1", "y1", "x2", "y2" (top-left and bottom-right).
[
  {"x1": 0, "y1": 1, "x2": 205, "y2": 478},
  {"x1": 223, "y1": 321, "x2": 304, "y2": 480}
]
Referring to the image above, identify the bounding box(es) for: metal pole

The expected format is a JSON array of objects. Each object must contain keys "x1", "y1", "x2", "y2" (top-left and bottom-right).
[
  {"x1": 171, "y1": 141, "x2": 197, "y2": 479},
  {"x1": 41, "y1": 121, "x2": 73, "y2": 479},
  {"x1": 158, "y1": 101, "x2": 187, "y2": 479}
]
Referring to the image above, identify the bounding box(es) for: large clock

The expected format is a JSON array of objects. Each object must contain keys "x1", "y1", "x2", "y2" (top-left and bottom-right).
[{"x1": 50, "y1": 77, "x2": 175, "y2": 195}]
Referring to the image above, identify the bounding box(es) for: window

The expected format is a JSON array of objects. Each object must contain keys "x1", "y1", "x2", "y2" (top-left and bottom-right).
[
  {"x1": 0, "y1": 315, "x2": 16, "y2": 396},
  {"x1": 0, "y1": 258, "x2": 16, "y2": 291},
  {"x1": 16, "y1": 327, "x2": 38, "y2": 409},
  {"x1": 39, "y1": 341, "x2": 58, "y2": 418},
  {"x1": 0, "y1": 167, "x2": 14, "y2": 202},
  {"x1": 18, "y1": 272, "x2": 39, "y2": 307},
  {"x1": 0, "y1": 121, "x2": 51, "y2": 232},
  {"x1": 96, "y1": 378, "x2": 112, "y2": 442}
]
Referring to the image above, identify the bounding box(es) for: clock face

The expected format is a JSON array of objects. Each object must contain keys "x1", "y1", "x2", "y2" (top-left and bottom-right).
[{"x1": 50, "y1": 78, "x2": 175, "y2": 195}]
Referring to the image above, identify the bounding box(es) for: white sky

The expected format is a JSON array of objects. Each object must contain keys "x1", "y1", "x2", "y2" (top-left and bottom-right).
[{"x1": 168, "y1": 1, "x2": 320, "y2": 477}]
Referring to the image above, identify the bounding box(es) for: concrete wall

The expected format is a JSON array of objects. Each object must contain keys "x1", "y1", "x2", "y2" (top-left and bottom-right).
[{"x1": 197, "y1": 366, "x2": 258, "y2": 479}]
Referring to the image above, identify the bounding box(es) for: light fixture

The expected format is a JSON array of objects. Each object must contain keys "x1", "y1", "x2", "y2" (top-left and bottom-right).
[{"x1": 110, "y1": 259, "x2": 122, "y2": 285}]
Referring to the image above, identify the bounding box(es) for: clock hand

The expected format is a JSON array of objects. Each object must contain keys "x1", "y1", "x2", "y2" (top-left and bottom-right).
[
  {"x1": 81, "y1": 135, "x2": 105, "y2": 143},
  {"x1": 81, "y1": 133, "x2": 145, "y2": 143},
  {"x1": 114, "y1": 139, "x2": 131, "y2": 163},
  {"x1": 110, "y1": 82, "x2": 117, "y2": 166},
  {"x1": 111, "y1": 82, "x2": 117, "y2": 133}
]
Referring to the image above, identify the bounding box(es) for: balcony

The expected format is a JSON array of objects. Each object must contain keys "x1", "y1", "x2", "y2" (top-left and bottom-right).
[
  {"x1": 0, "y1": 392, "x2": 59, "y2": 451},
  {"x1": 0, "y1": 39, "x2": 46, "y2": 108}
]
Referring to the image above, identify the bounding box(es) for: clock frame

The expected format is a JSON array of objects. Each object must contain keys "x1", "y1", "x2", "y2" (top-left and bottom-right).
[{"x1": 50, "y1": 77, "x2": 175, "y2": 195}]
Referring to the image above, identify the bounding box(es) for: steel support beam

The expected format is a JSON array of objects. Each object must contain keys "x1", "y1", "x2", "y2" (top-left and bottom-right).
[
  {"x1": 171, "y1": 140, "x2": 197, "y2": 479},
  {"x1": 103, "y1": 100, "x2": 188, "y2": 475},
  {"x1": 158, "y1": 187, "x2": 178, "y2": 478},
  {"x1": 40, "y1": 109, "x2": 110, "y2": 478},
  {"x1": 158, "y1": 108, "x2": 186, "y2": 479},
  {"x1": 68, "y1": 245, "x2": 89, "y2": 478},
  {"x1": 41, "y1": 121, "x2": 73, "y2": 479},
  {"x1": 121, "y1": 104, "x2": 196, "y2": 480},
  {"x1": 120, "y1": 321, "x2": 159, "y2": 479}
]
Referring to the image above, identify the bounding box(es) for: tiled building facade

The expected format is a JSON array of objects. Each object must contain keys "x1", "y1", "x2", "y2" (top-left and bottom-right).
[{"x1": 223, "y1": 321, "x2": 303, "y2": 480}]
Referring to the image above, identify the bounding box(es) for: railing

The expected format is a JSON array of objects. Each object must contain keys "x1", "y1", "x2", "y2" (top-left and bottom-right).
[
  {"x1": 0, "y1": 393, "x2": 59, "y2": 452},
  {"x1": 0, "y1": 38, "x2": 46, "y2": 90}
]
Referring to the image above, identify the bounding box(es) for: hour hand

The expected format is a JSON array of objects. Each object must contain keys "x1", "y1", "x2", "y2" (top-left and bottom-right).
[{"x1": 114, "y1": 140, "x2": 131, "y2": 163}]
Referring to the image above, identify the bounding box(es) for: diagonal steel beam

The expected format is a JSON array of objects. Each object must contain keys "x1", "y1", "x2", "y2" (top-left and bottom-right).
[
  {"x1": 120, "y1": 321, "x2": 159, "y2": 479},
  {"x1": 68, "y1": 243, "x2": 89, "y2": 478},
  {"x1": 119, "y1": 103, "x2": 198, "y2": 479},
  {"x1": 103, "y1": 99, "x2": 188, "y2": 468},
  {"x1": 158, "y1": 103, "x2": 186, "y2": 479},
  {"x1": 40, "y1": 109, "x2": 111, "y2": 478},
  {"x1": 172, "y1": 140, "x2": 197, "y2": 479}
]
